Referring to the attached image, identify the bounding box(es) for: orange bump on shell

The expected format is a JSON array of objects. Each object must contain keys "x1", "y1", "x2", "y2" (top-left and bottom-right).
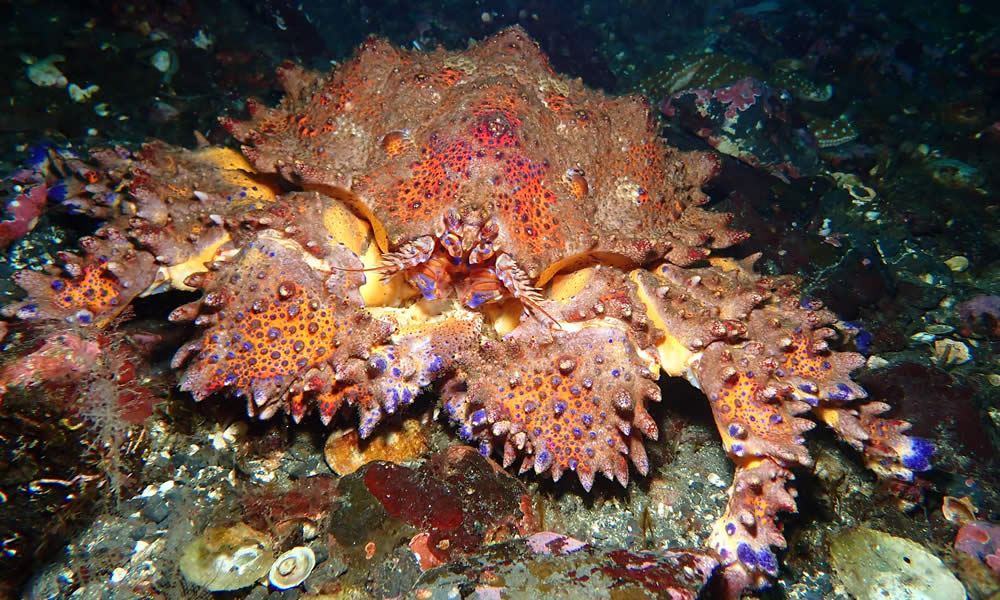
[
  {"x1": 711, "y1": 372, "x2": 809, "y2": 464},
  {"x1": 51, "y1": 264, "x2": 122, "y2": 315}
]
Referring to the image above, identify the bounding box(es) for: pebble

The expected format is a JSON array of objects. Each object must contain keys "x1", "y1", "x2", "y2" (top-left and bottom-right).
[
  {"x1": 244, "y1": 586, "x2": 268, "y2": 600},
  {"x1": 141, "y1": 498, "x2": 170, "y2": 523},
  {"x1": 68, "y1": 83, "x2": 100, "y2": 103},
  {"x1": 151, "y1": 50, "x2": 172, "y2": 73},
  {"x1": 932, "y1": 338, "x2": 971, "y2": 365},
  {"x1": 924, "y1": 324, "x2": 954, "y2": 335},
  {"x1": 910, "y1": 332, "x2": 937, "y2": 343},
  {"x1": 866, "y1": 356, "x2": 890, "y2": 369},
  {"x1": 25, "y1": 54, "x2": 68, "y2": 87},
  {"x1": 943, "y1": 256, "x2": 969, "y2": 272}
]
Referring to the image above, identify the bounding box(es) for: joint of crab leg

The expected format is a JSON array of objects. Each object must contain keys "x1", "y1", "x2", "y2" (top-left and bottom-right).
[
  {"x1": 467, "y1": 241, "x2": 495, "y2": 265},
  {"x1": 461, "y1": 270, "x2": 505, "y2": 309},
  {"x1": 440, "y1": 232, "x2": 464, "y2": 258},
  {"x1": 410, "y1": 255, "x2": 453, "y2": 301}
]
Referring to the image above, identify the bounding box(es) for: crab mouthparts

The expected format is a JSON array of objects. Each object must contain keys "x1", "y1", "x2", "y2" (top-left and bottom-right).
[{"x1": 372, "y1": 210, "x2": 556, "y2": 325}]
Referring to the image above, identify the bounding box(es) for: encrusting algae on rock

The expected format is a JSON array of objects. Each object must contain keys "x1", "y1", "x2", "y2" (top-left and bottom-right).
[{"x1": 2, "y1": 26, "x2": 933, "y2": 597}]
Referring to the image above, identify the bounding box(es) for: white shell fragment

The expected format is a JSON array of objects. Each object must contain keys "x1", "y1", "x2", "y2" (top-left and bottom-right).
[
  {"x1": 68, "y1": 83, "x2": 100, "y2": 103},
  {"x1": 268, "y1": 546, "x2": 316, "y2": 590},
  {"x1": 24, "y1": 54, "x2": 68, "y2": 88},
  {"x1": 151, "y1": 49, "x2": 172, "y2": 73}
]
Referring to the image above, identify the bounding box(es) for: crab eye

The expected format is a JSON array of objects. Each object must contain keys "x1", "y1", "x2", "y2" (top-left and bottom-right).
[
  {"x1": 380, "y1": 130, "x2": 410, "y2": 156},
  {"x1": 564, "y1": 167, "x2": 588, "y2": 197}
]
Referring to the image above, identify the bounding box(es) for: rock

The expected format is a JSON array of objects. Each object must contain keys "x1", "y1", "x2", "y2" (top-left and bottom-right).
[
  {"x1": 944, "y1": 256, "x2": 969, "y2": 272},
  {"x1": 244, "y1": 586, "x2": 268, "y2": 600},
  {"x1": 324, "y1": 416, "x2": 428, "y2": 476},
  {"x1": 931, "y1": 338, "x2": 972, "y2": 365},
  {"x1": 140, "y1": 497, "x2": 171, "y2": 523},
  {"x1": 413, "y1": 534, "x2": 716, "y2": 599},
  {"x1": 179, "y1": 523, "x2": 274, "y2": 592},
  {"x1": 829, "y1": 527, "x2": 965, "y2": 600}
]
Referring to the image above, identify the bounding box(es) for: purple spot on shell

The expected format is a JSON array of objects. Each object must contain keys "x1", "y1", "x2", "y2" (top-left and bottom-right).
[
  {"x1": 757, "y1": 548, "x2": 778, "y2": 574},
  {"x1": 470, "y1": 409, "x2": 488, "y2": 427},
  {"x1": 902, "y1": 437, "x2": 935, "y2": 471}
]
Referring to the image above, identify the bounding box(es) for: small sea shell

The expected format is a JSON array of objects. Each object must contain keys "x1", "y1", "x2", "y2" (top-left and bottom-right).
[{"x1": 268, "y1": 546, "x2": 316, "y2": 590}]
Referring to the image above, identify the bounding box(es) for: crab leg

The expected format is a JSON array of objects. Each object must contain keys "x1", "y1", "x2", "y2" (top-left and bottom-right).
[
  {"x1": 493, "y1": 253, "x2": 559, "y2": 325},
  {"x1": 373, "y1": 235, "x2": 436, "y2": 279}
]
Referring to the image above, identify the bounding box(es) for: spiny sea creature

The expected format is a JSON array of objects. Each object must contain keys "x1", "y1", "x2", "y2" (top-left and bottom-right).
[{"x1": 2, "y1": 27, "x2": 931, "y2": 597}]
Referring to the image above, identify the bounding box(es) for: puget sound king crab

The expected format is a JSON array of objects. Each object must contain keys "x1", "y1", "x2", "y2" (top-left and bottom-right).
[{"x1": 3, "y1": 27, "x2": 933, "y2": 596}]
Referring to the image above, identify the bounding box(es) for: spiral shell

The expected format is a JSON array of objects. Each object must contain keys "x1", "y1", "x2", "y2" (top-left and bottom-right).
[{"x1": 268, "y1": 546, "x2": 316, "y2": 590}]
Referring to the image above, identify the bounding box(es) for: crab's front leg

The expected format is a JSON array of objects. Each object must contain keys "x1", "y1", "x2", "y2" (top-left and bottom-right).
[
  {"x1": 492, "y1": 253, "x2": 558, "y2": 324},
  {"x1": 376, "y1": 236, "x2": 435, "y2": 278}
]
